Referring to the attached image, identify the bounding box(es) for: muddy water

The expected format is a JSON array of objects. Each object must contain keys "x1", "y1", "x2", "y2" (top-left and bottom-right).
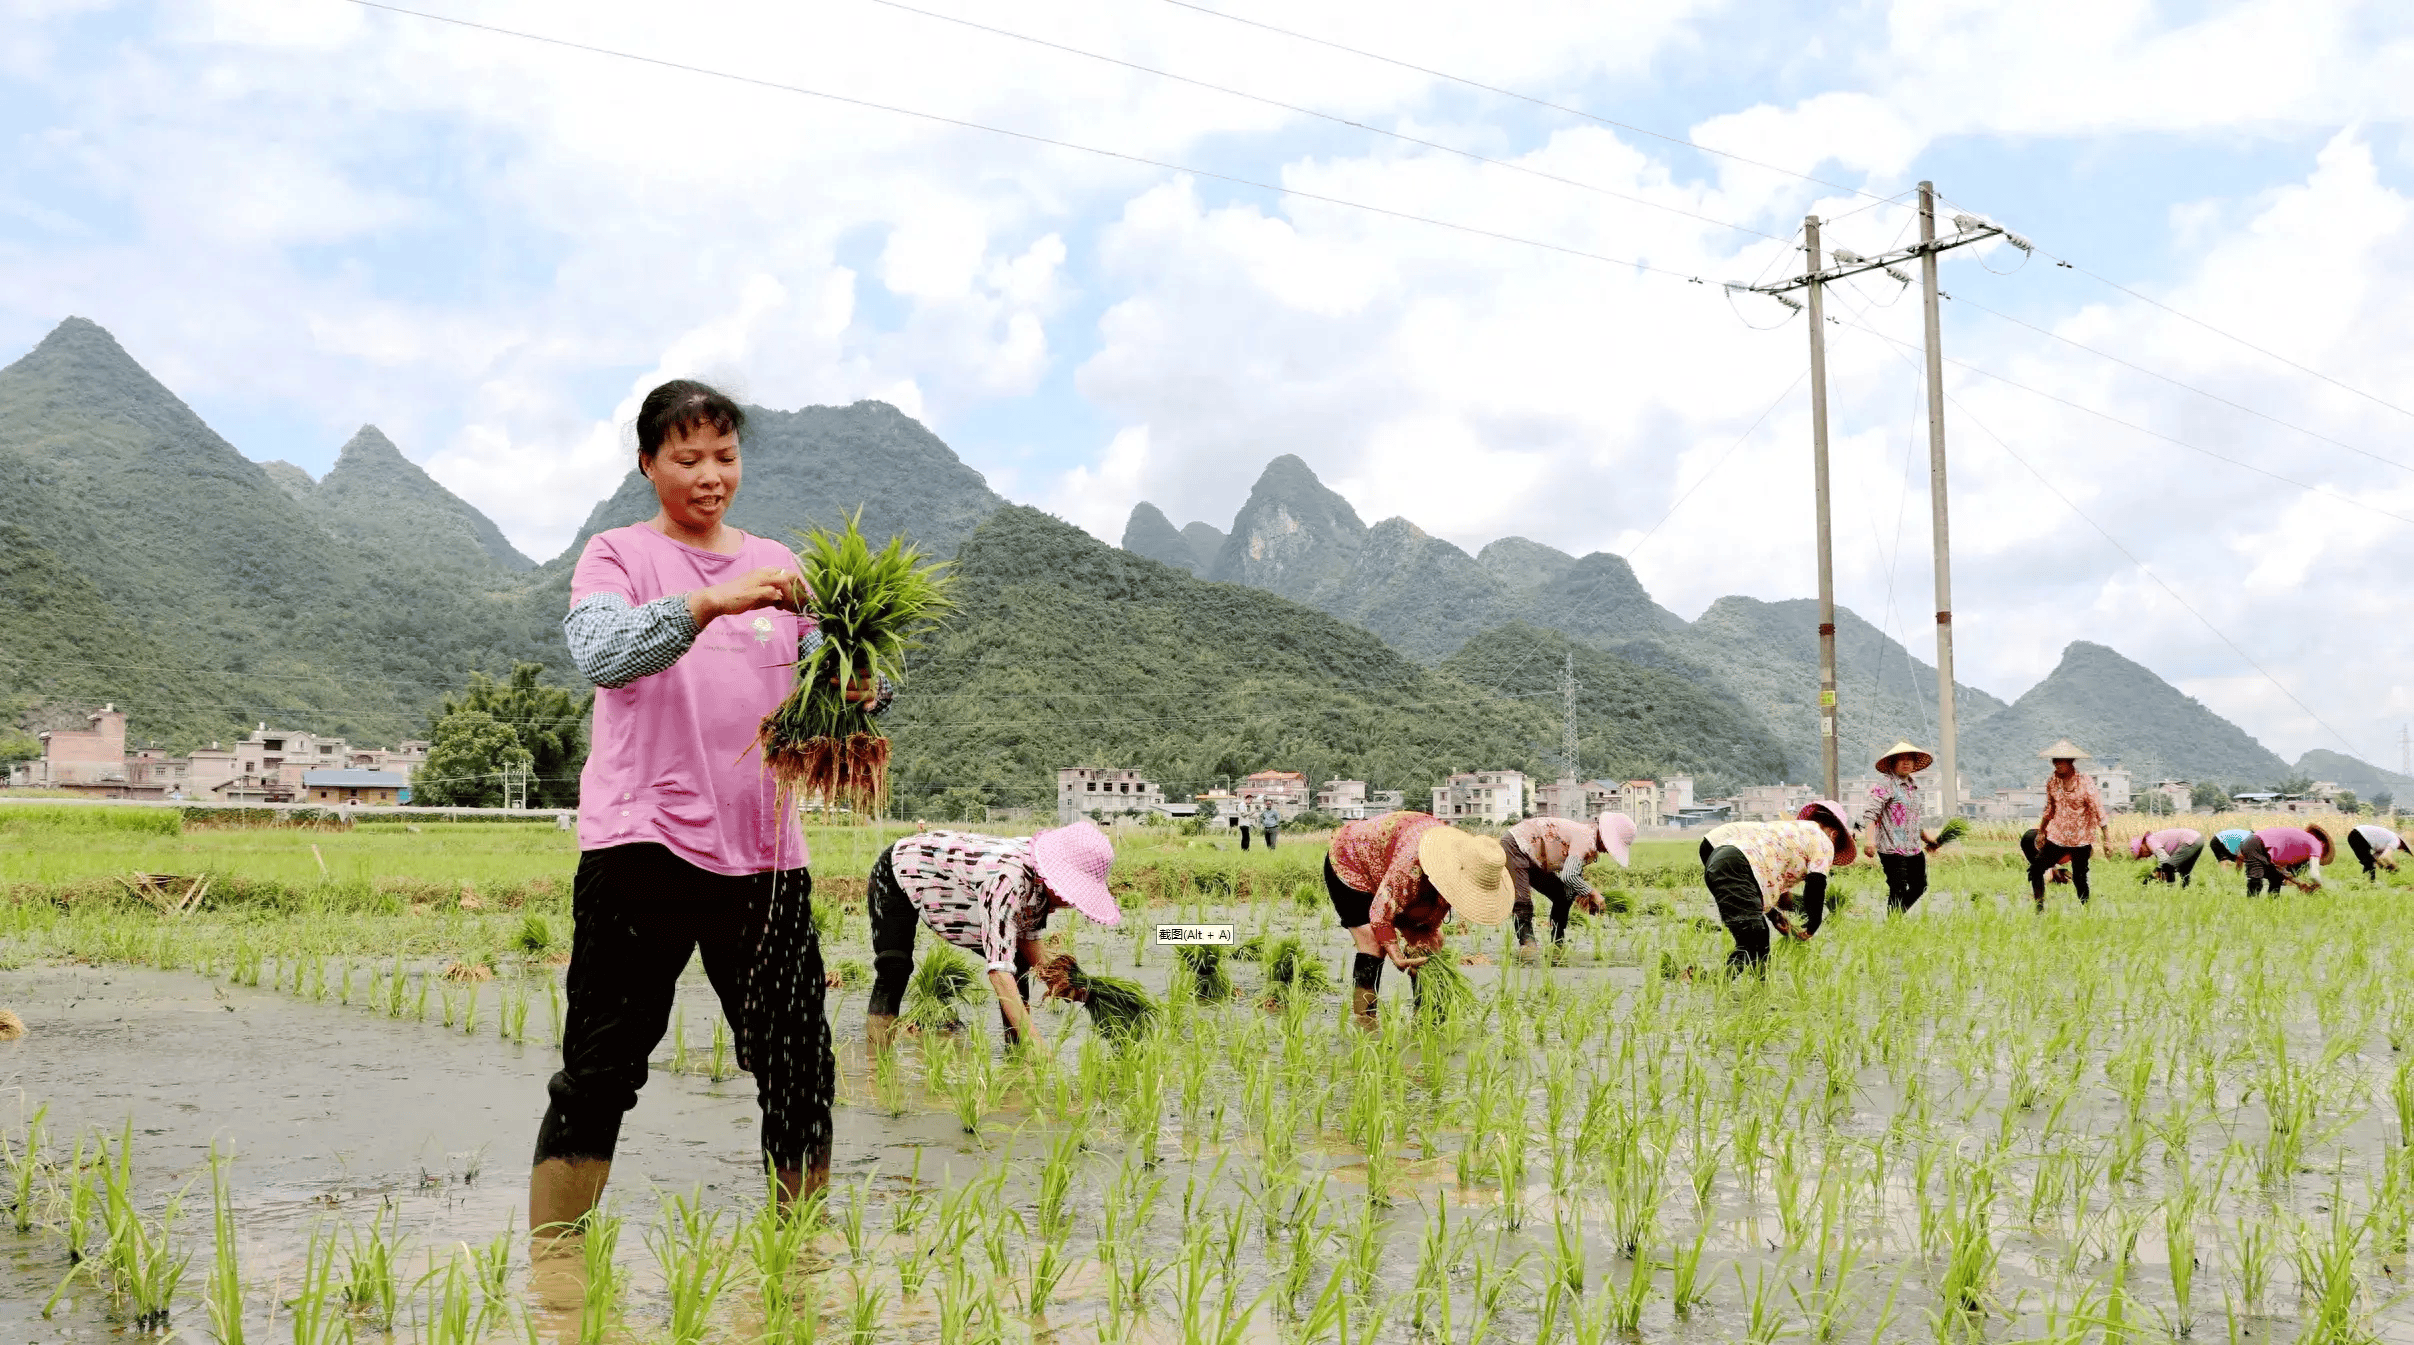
[{"x1": 0, "y1": 962, "x2": 977, "y2": 1342}]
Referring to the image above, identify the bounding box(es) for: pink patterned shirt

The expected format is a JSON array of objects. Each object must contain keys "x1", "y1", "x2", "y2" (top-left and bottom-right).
[
  {"x1": 1329, "y1": 811, "x2": 1447, "y2": 949},
  {"x1": 1704, "y1": 820, "x2": 1835, "y2": 911},
  {"x1": 2038, "y1": 772, "x2": 2106, "y2": 849}
]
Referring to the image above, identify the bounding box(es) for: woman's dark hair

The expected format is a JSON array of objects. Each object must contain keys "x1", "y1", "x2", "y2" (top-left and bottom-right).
[
  {"x1": 1393, "y1": 881, "x2": 1448, "y2": 947},
  {"x1": 635, "y1": 379, "x2": 746, "y2": 462}
]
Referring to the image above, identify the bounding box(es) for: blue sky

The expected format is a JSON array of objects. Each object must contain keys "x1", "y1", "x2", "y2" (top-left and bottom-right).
[{"x1": 5, "y1": 0, "x2": 2414, "y2": 767}]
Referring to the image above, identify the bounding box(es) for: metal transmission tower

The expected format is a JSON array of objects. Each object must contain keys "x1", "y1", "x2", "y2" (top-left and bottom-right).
[
  {"x1": 1560, "y1": 652, "x2": 1582, "y2": 782},
  {"x1": 1743, "y1": 183, "x2": 2012, "y2": 813}
]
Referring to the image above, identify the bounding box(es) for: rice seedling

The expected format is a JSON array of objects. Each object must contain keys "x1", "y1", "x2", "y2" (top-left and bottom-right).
[
  {"x1": 573, "y1": 1207, "x2": 624, "y2": 1345},
  {"x1": 205, "y1": 1149, "x2": 244, "y2": 1345},
  {"x1": 705, "y1": 1012, "x2": 734, "y2": 1081},
  {"x1": 756, "y1": 511, "x2": 957, "y2": 814},
  {"x1": 1411, "y1": 956, "x2": 1476, "y2": 1024},
  {"x1": 341, "y1": 1198, "x2": 405, "y2": 1330},
  {"x1": 905, "y1": 946, "x2": 980, "y2": 1032},
  {"x1": 282, "y1": 1222, "x2": 346, "y2": 1345},
  {"x1": 4, "y1": 1103, "x2": 45, "y2": 1235},
  {"x1": 1667, "y1": 1225, "x2": 1710, "y2": 1314},
  {"x1": 648, "y1": 1191, "x2": 739, "y2": 1345},
  {"x1": 1065, "y1": 961, "x2": 1159, "y2": 1040},
  {"x1": 1173, "y1": 943, "x2": 1232, "y2": 1002},
  {"x1": 1258, "y1": 935, "x2": 1331, "y2": 1003},
  {"x1": 842, "y1": 1271, "x2": 887, "y2": 1345}
]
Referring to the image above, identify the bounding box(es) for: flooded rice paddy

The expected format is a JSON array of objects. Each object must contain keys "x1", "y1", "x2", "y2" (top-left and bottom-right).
[{"x1": 9, "y1": 836, "x2": 2414, "y2": 1344}]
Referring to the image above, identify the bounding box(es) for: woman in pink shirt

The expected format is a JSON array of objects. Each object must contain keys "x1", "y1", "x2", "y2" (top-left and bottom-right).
[
  {"x1": 2240, "y1": 824, "x2": 2332, "y2": 896},
  {"x1": 2131, "y1": 827, "x2": 2205, "y2": 887},
  {"x1": 529, "y1": 381, "x2": 883, "y2": 1245}
]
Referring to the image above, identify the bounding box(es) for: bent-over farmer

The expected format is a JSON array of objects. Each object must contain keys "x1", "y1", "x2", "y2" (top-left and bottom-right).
[
  {"x1": 2132, "y1": 827, "x2": 2206, "y2": 887},
  {"x1": 863, "y1": 820, "x2": 1121, "y2": 1052},
  {"x1": 1503, "y1": 811, "x2": 1635, "y2": 953},
  {"x1": 2349, "y1": 823, "x2": 2405, "y2": 880},
  {"x1": 1324, "y1": 812, "x2": 1514, "y2": 1028},
  {"x1": 1698, "y1": 801, "x2": 1857, "y2": 972},
  {"x1": 2241, "y1": 824, "x2": 2332, "y2": 896}
]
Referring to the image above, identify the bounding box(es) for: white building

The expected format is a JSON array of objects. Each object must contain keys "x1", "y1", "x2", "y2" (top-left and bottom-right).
[
  {"x1": 1660, "y1": 776, "x2": 1695, "y2": 814},
  {"x1": 2149, "y1": 779, "x2": 2193, "y2": 813},
  {"x1": 1617, "y1": 780, "x2": 1662, "y2": 827},
  {"x1": 2089, "y1": 766, "x2": 2134, "y2": 812},
  {"x1": 1430, "y1": 770, "x2": 1527, "y2": 825},
  {"x1": 1056, "y1": 767, "x2": 1164, "y2": 823},
  {"x1": 1315, "y1": 780, "x2": 1404, "y2": 820},
  {"x1": 1735, "y1": 783, "x2": 1816, "y2": 822},
  {"x1": 1192, "y1": 790, "x2": 1248, "y2": 829},
  {"x1": 1237, "y1": 771, "x2": 1311, "y2": 817}
]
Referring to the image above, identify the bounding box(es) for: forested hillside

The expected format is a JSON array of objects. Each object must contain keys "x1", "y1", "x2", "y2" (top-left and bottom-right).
[{"x1": 883, "y1": 508, "x2": 1585, "y2": 816}]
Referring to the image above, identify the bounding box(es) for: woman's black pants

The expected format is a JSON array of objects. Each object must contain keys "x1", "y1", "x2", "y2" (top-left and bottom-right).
[
  {"x1": 1701, "y1": 844, "x2": 1770, "y2": 972},
  {"x1": 1878, "y1": 851, "x2": 1928, "y2": 912},
  {"x1": 2239, "y1": 836, "x2": 2296, "y2": 896},
  {"x1": 2350, "y1": 829, "x2": 2380, "y2": 879},
  {"x1": 535, "y1": 844, "x2": 831, "y2": 1174},
  {"x1": 2024, "y1": 833, "x2": 2092, "y2": 904},
  {"x1": 2157, "y1": 840, "x2": 2206, "y2": 886},
  {"x1": 1505, "y1": 845, "x2": 1576, "y2": 945},
  {"x1": 867, "y1": 845, "x2": 1030, "y2": 1036}
]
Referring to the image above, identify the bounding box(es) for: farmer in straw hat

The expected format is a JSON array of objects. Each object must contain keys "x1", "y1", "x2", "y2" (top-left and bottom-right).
[
  {"x1": 2238, "y1": 823, "x2": 2332, "y2": 896},
  {"x1": 1860, "y1": 741, "x2": 1945, "y2": 913},
  {"x1": 863, "y1": 819, "x2": 1122, "y2": 1053},
  {"x1": 1325, "y1": 811, "x2": 1515, "y2": 1028},
  {"x1": 532, "y1": 380, "x2": 889, "y2": 1245},
  {"x1": 1503, "y1": 811, "x2": 1635, "y2": 956},
  {"x1": 2131, "y1": 827, "x2": 2206, "y2": 886},
  {"x1": 2347, "y1": 822, "x2": 2406, "y2": 881},
  {"x1": 2030, "y1": 740, "x2": 2108, "y2": 909},
  {"x1": 1697, "y1": 801, "x2": 1857, "y2": 972}
]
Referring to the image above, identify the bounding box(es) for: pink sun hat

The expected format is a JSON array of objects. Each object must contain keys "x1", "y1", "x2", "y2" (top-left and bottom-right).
[
  {"x1": 1596, "y1": 811, "x2": 1637, "y2": 868},
  {"x1": 1030, "y1": 819, "x2": 1122, "y2": 925},
  {"x1": 1797, "y1": 800, "x2": 1858, "y2": 866}
]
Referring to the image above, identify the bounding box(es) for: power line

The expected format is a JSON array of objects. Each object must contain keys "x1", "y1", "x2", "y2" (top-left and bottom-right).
[
  {"x1": 337, "y1": 0, "x2": 1719, "y2": 288},
  {"x1": 1944, "y1": 291, "x2": 2414, "y2": 478},
  {"x1": 1826, "y1": 314, "x2": 2375, "y2": 768},
  {"x1": 1153, "y1": 0, "x2": 1898, "y2": 209},
  {"x1": 1934, "y1": 192, "x2": 2414, "y2": 427},
  {"x1": 863, "y1": 0, "x2": 1788, "y2": 242},
  {"x1": 1839, "y1": 317, "x2": 2414, "y2": 530}
]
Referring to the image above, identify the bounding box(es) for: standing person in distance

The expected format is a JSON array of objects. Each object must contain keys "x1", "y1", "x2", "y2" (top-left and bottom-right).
[
  {"x1": 532, "y1": 380, "x2": 881, "y2": 1246},
  {"x1": 1860, "y1": 741, "x2": 1944, "y2": 913},
  {"x1": 2348, "y1": 821, "x2": 2406, "y2": 881},
  {"x1": 2029, "y1": 741, "x2": 2108, "y2": 910},
  {"x1": 2239, "y1": 823, "x2": 2331, "y2": 895},
  {"x1": 1259, "y1": 802, "x2": 1283, "y2": 851},
  {"x1": 2132, "y1": 826, "x2": 2207, "y2": 886},
  {"x1": 1324, "y1": 811, "x2": 1515, "y2": 1028},
  {"x1": 1697, "y1": 801, "x2": 1857, "y2": 973},
  {"x1": 862, "y1": 820, "x2": 1122, "y2": 1053},
  {"x1": 1503, "y1": 811, "x2": 1635, "y2": 956}
]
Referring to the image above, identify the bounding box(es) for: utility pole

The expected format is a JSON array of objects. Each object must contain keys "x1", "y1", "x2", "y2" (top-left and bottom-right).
[
  {"x1": 1740, "y1": 188, "x2": 2011, "y2": 817},
  {"x1": 1804, "y1": 214, "x2": 1841, "y2": 804},
  {"x1": 1919, "y1": 182, "x2": 1960, "y2": 820},
  {"x1": 1560, "y1": 652, "x2": 1581, "y2": 784}
]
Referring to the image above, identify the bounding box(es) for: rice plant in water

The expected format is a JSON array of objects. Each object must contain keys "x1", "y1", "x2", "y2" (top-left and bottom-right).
[
  {"x1": 904, "y1": 946, "x2": 979, "y2": 1031},
  {"x1": 1066, "y1": 960, "x2": 1159, "y2": 1040},
  {"x1": 756, "y1": 511, "x2": 956, "y2": 814}
]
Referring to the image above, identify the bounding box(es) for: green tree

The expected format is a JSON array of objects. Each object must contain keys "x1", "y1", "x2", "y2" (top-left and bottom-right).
[
  {"x1": 0, "y1": 728, "x2": 40, "y2": 766},
  {"x1": 2274, "y1": 773, "x2": 2316, "y2": 796},
  {"x1": 2191, "y1": 782, "x2": 2232, "y2": 812},
  {"x1": 414, "y1": 710, "x2": 535, "y2": 808},
  {"x1": 2136, "y1": 790, "x2": 2174, "y2": 817},
  {"x1": 426, "y1": 663, "x2": 590, "y2": 807},
  {"x1": 2336, "y1": 790, "x2": 2362, "y2": 815}
]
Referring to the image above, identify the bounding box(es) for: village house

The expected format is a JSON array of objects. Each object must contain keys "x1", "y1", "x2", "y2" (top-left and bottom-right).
[
  {"x1": 1056, "y1": 767, "x2": 1165, "y2": 823},
  {"x1": 304, "y1": 769, "x2": 410, "y2": 806},
  {"x1": 1430, "y1": 770, "x2": 1527, "y2": 825},
  {"x1": 5, "y1": 708, "x2": 428, "y2": 805},
  {"x1": 1314, "y1": 779, "x2": 1404, "y2": 820},
  {"x1": 1236, "y1": 770, "x2": 1310, "y2": 818},
  {"x1": 1192, "y1": 789, "x2": 1248, "y2": 830},
  {"x1": 2148, "y1": 779, "x2": 2193, "y2": 812},
  {"x1": 1734, "y1": 782, "x2": 1817, "y2": 821}
]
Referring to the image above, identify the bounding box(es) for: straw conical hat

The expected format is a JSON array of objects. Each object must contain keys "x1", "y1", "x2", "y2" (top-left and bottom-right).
[
  {"x1": 2037, "y1": 739, "x2": 2092, "y2": 760},
  {"x1": 1873, "y1": 740, "x2": 1933, "y2": 773},
  {"x1": 1417, "y1": 826, "x2": 1514, "y2": 925}
]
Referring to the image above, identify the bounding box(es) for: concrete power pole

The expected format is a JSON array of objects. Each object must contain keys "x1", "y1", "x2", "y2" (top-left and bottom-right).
[
  {"x1": 1804, "y1": 215, "x2": 1841, "y2": 803},
  {"x1": 1918, "y1": 182, "x2": 1961, "y2": 819}
]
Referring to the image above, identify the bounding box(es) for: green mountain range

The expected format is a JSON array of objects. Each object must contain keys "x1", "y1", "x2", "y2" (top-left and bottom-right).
[
  {"x1": 1130, "y1": 455, "x2": 2333, "y2": 793},
  {"x1": 883, "y1": 507, "x2": 1783, "y2": 814},
  {"x1": 0, "y1": 314, "x2": 2367, "y2": 805}
]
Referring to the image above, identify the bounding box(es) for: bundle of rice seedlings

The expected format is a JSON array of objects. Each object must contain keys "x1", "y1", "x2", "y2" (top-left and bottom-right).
[
  {"x1": 1173, "y1": 944, "x2": 1232, "y2": 1002},
  {"x1": 1231, "y1": 933, "x2": 1269, "y2": 963},
  {"x1": 757, "y1": 510, "x2": 956, "y2": 815},
  {"x1": 1063, "y1": 961, "x2": 1158, "y2": 1039},
  {"x1": 1414, "y1": 957, "x2": 1477, "y2": 1024},
  {"x1": 1934, "y1": 817, "x2": 1971, "y2": 848},
  {"x1": 1260, "y1": 936, "x2": 1333, "y2": 999},
  {"x1": 904, "y1": 946, "x2": 980, "y2": 1031}
]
